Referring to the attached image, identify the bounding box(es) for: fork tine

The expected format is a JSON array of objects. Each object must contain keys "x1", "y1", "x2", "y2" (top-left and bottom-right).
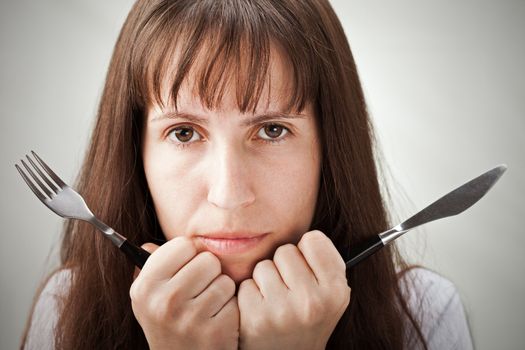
[
  {"x1": 31, "y1": 150, "x2": 66, "y2": 188},
  {"x1": 26, "y1": 154, "x2": 60, "y2": 193},
  {"x1": 16, "y1": 163, "x2": 48, "y2": 202},
  {"x1": 21, "y1": 159, "x2": 55, "y2": 198}
]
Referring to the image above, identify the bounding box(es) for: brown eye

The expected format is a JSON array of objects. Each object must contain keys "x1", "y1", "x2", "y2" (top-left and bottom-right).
[
  {"x1": 168, "y1": 126, "x2": 201, "y2": 143},
  {"x1": 258, "y1": 124, "x2": 288, "y2": 140}
]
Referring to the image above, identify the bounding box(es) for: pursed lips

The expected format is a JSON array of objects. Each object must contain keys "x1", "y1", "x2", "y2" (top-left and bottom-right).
[{"x1": 195, "y1": 232, "x2": 269, "y2": 255}]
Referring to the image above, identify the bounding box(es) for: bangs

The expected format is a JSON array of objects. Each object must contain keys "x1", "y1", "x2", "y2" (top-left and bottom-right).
[{"x1": 129, "y1": 0, "x2": 319, "y2": 114}]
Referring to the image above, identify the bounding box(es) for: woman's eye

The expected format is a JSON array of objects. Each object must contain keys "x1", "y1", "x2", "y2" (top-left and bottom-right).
[
  {"x1": 257, "y1": 124, "x2": 289, "y2": 141},
  {"x1": 167, "y1": 126, "x2": 202, "y2": 144}
]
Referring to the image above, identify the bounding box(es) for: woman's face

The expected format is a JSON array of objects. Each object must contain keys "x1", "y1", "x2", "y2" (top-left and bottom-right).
[{"x1": 142, "y1": 50, "x2": 321, "y2": 283}]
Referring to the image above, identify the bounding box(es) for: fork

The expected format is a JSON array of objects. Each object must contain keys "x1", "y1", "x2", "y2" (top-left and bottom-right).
[{"x1": 15, "y1": 151, "x2": 151, "y2": 268}]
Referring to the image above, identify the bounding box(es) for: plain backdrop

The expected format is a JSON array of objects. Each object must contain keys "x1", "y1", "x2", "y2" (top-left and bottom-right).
[{"x1": 1, "y1": 1, "x2": 523, "y2": 349}]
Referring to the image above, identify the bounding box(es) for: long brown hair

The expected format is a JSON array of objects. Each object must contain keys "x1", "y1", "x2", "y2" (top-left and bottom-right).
[{"x1": 22, "y1": 1, "x2": 426, "y2": 349}]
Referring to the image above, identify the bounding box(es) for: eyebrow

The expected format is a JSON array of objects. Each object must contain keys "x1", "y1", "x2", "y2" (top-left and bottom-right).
[{"x1": 151, "y1": 111, "x2": 307, "y2": 126}]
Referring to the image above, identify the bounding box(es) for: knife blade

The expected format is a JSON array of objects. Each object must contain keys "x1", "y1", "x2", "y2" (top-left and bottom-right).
[{"x1": 345, "y1": 164, "x2": 507, "y2": 269}]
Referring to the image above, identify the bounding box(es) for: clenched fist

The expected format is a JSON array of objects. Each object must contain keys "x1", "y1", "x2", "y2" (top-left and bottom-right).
[
  {"x1": 130, "y1": 237, "x2": 239, "y2": 350},
  {"x1": 237, "y1": 230, "x2": 351, "y2": 350}
]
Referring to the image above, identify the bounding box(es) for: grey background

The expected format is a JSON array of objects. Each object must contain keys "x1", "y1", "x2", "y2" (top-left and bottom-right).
[{"x1": 1, "y1": 1, "x2": 523, "y2": 349}]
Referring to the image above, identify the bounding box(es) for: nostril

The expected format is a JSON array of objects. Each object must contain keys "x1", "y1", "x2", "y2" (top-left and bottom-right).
[{"x1": 207, "y1": 179, "x2": 255, "y2": 210}]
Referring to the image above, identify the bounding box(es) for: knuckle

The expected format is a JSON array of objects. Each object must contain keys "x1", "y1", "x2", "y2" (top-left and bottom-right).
[
  {"x1": 129, "y1": 277, "x2": 148, "y2": 303},
  {"x1": 301, "y1": 295, "x2": 325, "y2": 325},
  {"x1": 129, "y1": 280, "x2": 139, "y2": 302},
  {"x1": 199, "y1": 251, "x2": 221, "y2": 273},
  {"x1": 147, "y1": 286, "x2": 187, "y2": 323},
  {"x1": 341, "y1": 285, "x2": 352, "y2": 308},
  {"x1": 165, "y1": 288, "x2": 183, "y2": 310},
  {"x1": 299, "y1": 230, "x2": 326, "y2": 247},
  {"x1": 148, "y1": 295, "x2": 173, "y2": 323},
  {"x1": 273, "y1": 306, "x2": 292, "y2": 328},
  {"x1": 274, "y1": 243, "x2": 297, "y2": 260},
  {"x1": 229, "y1": 296, "x2": 240, "y2": 314},
  {"x1": 336, "y1": 254, "x2": 347, "y2": 271},
  {"x1": 210, "y1": 275, "x2": 236, "y2": 299},
  {"x1": 253, "y1": 259, "x2": 273, "y2": 277},
  {"x1": 218, "y1": 275, "x2": 236, "y2": 296},
  {"x1": 200, "y1": 250, "x2": 220, "y2": 265},
  {"x1": 220, "y1": 298, "x2": 240, "y2": 324},
  {"x1": 171, "y1": 236, "x2": 197, "y2": 256},
  {"x1": 177, "y1": 317, "x2": 199, "y2": 337},
  {"x1": 238, "y1": 279, "x2": 254, "y2": 298}
]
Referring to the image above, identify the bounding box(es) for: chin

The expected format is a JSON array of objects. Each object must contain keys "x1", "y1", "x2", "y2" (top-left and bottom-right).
[{"x1": 221, "y1": 260, "x2": 258, "y2": 285}]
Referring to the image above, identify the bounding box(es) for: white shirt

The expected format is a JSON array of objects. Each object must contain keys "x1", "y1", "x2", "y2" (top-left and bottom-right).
[
  {"x1": 24, "y1": 267, "x2": 473, "y2": 349},
  {"x1": 400, "y1": 268, "x2": 473, "y2": 349}
]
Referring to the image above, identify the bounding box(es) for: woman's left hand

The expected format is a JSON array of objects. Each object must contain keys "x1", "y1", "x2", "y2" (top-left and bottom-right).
[{"x1": 237, "y1": 230, "x2": 351, "y2": 350}]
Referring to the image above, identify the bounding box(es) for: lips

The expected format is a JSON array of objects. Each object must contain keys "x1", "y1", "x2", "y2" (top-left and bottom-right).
[{"x1": 196, "y1": 232, "x2": 269, "y2": 255}]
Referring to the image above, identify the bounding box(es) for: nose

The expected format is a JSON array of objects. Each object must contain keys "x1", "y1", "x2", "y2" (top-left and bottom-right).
[{"x1": 206, "y1": 144, "x2": 256, "y2": 210}]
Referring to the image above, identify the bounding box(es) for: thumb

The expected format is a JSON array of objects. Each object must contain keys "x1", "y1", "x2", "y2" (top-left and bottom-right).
[
  {"x1": 133, "y1": 242, "x2": 161, "y2": 279},
  {"x1": 141, "y1": 242, "x2": 160, "y2": 254}
]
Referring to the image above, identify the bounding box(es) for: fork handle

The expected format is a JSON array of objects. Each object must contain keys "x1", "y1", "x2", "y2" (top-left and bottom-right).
[{"x1": 120, "y1": 240, "x2": 151, "y2": 269}]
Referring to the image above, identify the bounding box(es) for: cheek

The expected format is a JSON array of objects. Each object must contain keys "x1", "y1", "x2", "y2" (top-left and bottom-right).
[
  {"x1": 142, "y1": 148, "x2": 204, "y2": 238},
  {"x1": 270, "y1": 163, "x2": 318, "y2": 205},
  {"x1": 260, "y1": 147, "x2": 321, "y2": 230}
]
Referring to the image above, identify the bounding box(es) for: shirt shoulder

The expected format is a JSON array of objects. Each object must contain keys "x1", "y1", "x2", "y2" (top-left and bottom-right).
[
  {"x1": 399, "y1": 267, "x2": 473, "y2": 350},
  {"x1": 24, "y1": 269, "x2": 72, "y2": 350}
]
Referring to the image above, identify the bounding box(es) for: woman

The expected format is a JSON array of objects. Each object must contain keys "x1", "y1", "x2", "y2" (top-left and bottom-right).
[{"x1": 22, "y1": 0, "x2": 472, "y2": 349}]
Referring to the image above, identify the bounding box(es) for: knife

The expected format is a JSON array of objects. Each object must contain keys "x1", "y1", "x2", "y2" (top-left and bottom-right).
[{"x1": 345, "y1": 164, "x2": 507, "y2": 269}]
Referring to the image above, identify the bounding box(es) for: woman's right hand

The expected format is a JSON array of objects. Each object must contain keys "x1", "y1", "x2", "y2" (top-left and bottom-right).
[{"x1": 130, "y1": 237, "x2": 239, "y2": 350}]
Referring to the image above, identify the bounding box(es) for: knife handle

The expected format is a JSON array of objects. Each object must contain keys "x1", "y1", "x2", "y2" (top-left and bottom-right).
[{"x1": 345, "y1": 235, "x2": 385, "y2": 269}]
